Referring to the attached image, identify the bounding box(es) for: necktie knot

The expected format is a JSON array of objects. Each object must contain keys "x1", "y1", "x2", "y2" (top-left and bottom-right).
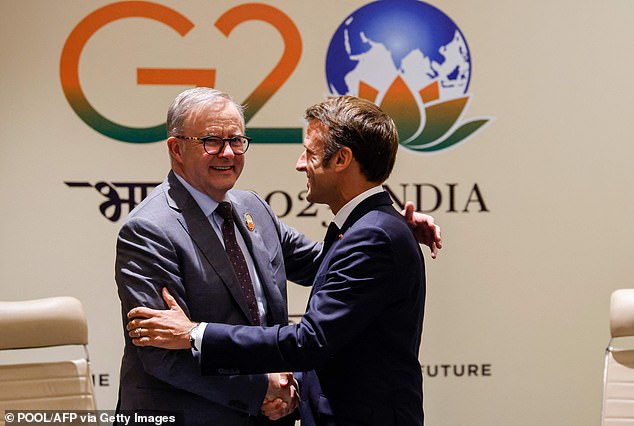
[{"x1": 216, "y1": 202, "x2": 233, "y2": 222}]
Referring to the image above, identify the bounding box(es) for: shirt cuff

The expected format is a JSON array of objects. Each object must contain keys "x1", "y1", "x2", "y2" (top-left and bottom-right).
[{"x1": 191, "y1": 322, "x2": 207, "y2": 354}]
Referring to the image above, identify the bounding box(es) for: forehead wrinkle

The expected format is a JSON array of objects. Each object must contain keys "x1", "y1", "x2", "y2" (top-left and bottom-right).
[{"x1": 185, "y1": 101, "x2": 243, "y2": 135}]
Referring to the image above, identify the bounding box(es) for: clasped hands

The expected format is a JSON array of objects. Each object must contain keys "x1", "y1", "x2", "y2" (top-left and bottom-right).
[
  {"x1": 127, "y1": 287, "x2": 298, "y2": 420},
  {"x1": 263, "y1": 372, "x2": 299, "y2": 420}
]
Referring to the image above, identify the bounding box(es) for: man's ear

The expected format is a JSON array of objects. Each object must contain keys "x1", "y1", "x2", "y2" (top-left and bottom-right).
[
  {"x1": 167, "y1": 136, "x2": 182, "y2": 162},
  {"x1": 334, "y1": 146, "x2": 354, "y2": 171}
]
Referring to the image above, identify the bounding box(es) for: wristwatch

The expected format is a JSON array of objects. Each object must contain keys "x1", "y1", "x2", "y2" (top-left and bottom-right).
[{"x1": 188, "y1": 323, "x2": 200, "y2": 351}]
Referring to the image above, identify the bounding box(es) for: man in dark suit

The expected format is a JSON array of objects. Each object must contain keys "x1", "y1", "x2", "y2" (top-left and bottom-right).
[
  {"x1": 115, "y1": 88, "x2": 319, "y2": 425},
  {"x1": 128, "y1": 96, "x2": 427, "y2": 425}
]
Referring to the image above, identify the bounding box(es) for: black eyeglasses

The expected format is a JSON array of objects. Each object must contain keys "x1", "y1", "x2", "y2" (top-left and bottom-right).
[{"x1": 174, "y1": 135, "x2": 251, "y2": 155}]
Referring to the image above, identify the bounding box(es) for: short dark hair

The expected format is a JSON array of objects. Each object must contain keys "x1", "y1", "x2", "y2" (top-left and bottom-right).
[{"x1": 304, "y1": 96, "x2": 398, "y2": 183}]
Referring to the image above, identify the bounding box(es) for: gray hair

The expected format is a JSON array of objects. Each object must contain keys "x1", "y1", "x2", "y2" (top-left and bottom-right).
[{"x1": 167, "y1": 87, "x2": 245, "y2": 136}]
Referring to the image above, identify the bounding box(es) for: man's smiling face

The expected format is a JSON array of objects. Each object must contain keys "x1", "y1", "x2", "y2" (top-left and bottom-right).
[{"x1": 170, "y1": 99, "x2": 245, "y2": 201}]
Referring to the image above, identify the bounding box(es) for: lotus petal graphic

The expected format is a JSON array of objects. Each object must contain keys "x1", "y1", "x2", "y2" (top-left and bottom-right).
[
  {"x1": 355, "y1": 78, "x2": 490, "y2": 152},
  {"x1": 379, "y1": 76, "x2": 421, "y2": 142}
]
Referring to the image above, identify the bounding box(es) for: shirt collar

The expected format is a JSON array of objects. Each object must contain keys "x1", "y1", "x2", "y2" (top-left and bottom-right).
[
  {"x1": 173, "y1": 172, "x2": 224, "y2": 217},
  {"x1": 332, "y1": 185, "x2": 383, "y2": 229}
]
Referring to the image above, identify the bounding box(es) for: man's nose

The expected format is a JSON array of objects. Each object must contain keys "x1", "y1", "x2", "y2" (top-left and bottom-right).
[
  {"x1": 295, "y1": 151, "x2": 307, "y2": 171},
  {"x1": 217, "y1": 141, "x2": 235, "y2": 158}
]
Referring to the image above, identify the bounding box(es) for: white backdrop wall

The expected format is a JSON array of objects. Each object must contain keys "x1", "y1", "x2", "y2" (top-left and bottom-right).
[{"x1": 1, "y1": 1, "x2": 633, "y2": 425}]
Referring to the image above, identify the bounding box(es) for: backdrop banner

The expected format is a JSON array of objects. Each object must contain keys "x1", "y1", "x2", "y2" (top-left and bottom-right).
[{"x1": 1, "y1": 1, "x2": 633, "y2": 425}]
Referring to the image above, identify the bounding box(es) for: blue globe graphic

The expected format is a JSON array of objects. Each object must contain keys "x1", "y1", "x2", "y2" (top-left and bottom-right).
[{"x1": 326, "y1": 0, "x2": 471, "y2": 101}]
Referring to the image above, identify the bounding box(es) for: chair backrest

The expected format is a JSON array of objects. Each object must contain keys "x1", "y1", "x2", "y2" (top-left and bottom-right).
[
  {"x1": 0, "y1": 297, "x2": 96, "y2": 416},
  {"x1": 602, "y1": 289, "x2": 634, "y2": 426}
]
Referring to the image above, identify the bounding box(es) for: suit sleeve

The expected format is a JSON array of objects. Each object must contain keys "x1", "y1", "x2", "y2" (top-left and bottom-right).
[
  {"x1": 115, "y1": 216, "x2": 268, "y2": 415},
  {"x1": 278, "y1": 220, "x2": 322, "y2": 286},
  {"x1": 200, "y1": 224, "x2": 401, "y2": 374},
  {"x1": 250, "y1": 191, "x2": 322, "y2": 286}
]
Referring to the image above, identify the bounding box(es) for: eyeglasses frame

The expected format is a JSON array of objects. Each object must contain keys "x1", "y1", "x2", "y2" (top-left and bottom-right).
[{"x1": 173, "y1": 135, "x2": 252, "y2": 155}]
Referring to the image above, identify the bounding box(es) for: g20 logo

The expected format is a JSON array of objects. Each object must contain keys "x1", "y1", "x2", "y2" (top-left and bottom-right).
[
  {"x1": 60, "y1": 1, "x2": 302, "y2": 143},
  {"x1": 61, "y1": 0, "x2": 490, "y2": 152},
  {"x1": 326, "y1": 0, "x2": 492, "y2": 152}
]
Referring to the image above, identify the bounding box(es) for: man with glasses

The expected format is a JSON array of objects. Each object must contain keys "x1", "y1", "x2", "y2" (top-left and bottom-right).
[{"x1": 115, "y1": 88, "x2": 441, "y2": 425}]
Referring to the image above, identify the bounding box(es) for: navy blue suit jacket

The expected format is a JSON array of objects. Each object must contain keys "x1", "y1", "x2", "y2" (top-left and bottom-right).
[
  {"x1": 201, "y1": 191, "x2": 426, "y2": 425},
  {"x1": 115, "y1": 171, "x2": 319, "y2": 425}
]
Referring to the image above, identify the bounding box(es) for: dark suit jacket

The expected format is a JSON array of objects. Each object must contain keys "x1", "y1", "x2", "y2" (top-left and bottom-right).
[
  {"x1": 200, "y1": 191, "x2": 426, "y2": 425},
  {"x1": 115, "y1": 171, "x2": 319, "y2": 425}
]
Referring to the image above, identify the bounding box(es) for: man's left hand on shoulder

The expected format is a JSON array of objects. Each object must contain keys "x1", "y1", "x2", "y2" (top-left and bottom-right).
[{"x1": 403, "y1": 201, "x2": 442, "y2": 258}]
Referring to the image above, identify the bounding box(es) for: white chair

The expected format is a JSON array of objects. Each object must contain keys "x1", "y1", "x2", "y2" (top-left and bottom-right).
[
  {"x1": 602, "y1": 289, "x2": 634, "y2": 425},
  {"x1": 0, "y1": 297, "x2": 96, "y2": 417}
]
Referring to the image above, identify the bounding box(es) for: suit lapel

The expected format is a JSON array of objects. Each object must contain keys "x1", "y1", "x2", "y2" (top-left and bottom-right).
[
  {"x1": 165, "y1": 172, "x2": 253, "y2": 323},
  {"x1": 312, "y1": 191, "x2": 394, "y2": 295},
  {"x1": 340, "y1": 191, "x2": 394, "y2": 235},
  {"x1": 319, "y1": 191, "x2": 393, "y2": 258}
]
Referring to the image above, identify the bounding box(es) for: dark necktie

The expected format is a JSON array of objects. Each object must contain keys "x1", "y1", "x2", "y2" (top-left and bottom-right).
[
  {"x1": 322, "y1": 222, "x2": 341, "y2": 255},
  {"x1": 216, "y1": 202, "x2": 260, "y2": 325}
]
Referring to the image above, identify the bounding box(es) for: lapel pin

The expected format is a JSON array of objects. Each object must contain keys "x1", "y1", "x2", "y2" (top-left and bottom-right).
[{"x1": 244, "y1": 212, "x2": 255, "y2": 231}]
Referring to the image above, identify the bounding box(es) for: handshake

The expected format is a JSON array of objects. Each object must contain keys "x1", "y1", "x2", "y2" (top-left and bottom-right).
[{"x1": 262, "y1": 372, "x2": 299, "y2": 420}]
